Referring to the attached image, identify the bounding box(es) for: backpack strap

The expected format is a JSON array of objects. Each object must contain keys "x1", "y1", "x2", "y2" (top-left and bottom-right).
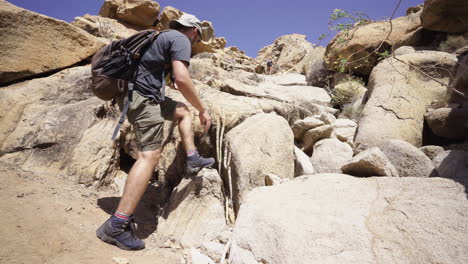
[{"x1": 111, "y1": 82, "x2": 133, "y2": 141}]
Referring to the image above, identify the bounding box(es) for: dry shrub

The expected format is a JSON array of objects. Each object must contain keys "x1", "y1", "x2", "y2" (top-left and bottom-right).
[
  {"x1": 331, "y1": 76, "x2": 365, "y2": 107},
  {"x1": 438, "y1": 33, "x2": 468, "y2": 53}
]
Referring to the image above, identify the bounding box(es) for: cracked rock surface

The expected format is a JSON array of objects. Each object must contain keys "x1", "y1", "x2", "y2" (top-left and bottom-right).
[
  {"x1": 229, "y1": 174, "x2": 468, "y2": 264},
  {"x1": 354, "y1": 51, "x2": 458, "y2": 147}
]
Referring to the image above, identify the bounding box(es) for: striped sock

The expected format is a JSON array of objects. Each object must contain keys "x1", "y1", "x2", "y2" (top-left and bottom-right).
[{"x1": 114, "y1": 211, "x2": 131, "y2": 220}]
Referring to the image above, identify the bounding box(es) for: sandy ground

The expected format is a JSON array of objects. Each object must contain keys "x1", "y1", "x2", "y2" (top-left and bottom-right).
[{"x1": 0, "y1": 164, "x2": 186, "y2": 264}]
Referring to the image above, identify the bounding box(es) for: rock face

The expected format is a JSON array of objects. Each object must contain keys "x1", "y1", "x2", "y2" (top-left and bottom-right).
[
  {"x1": 155, "y1": 169, "x2": 226, "y2": 249},
  {"x1": 229, "y1": 174, "x2": 468, "y2": 264},
  {"x1": 220, "y1": 78, "x2": 332, "y2": 114},
  {"x1": 0, "y1": 0, "x2": 105, "y2": 84},
  {"x1": 311, "y1": 138, "x2": 353, "y2": 173},
  {"x1": 425, "y1": 104, "x2": 468, "y2": 140},
  {"x1": 341, "y1": 147, "x2": 399, "y2": 177},
  {"x1": 325, "y1": 10, "x2": 422, "y2": 75},
  {"x1": 257, "y1": 34, "x2": 318, "y2": 74},
  {"x1": 421, "y1": 0, "x2": 468, "y2": 33},
  {"x1": 433, "y1": 150, "x2": 468, "y2": 179},
  {"x1": 67, "y1": 120, "x2": 118, "y2": 186},
  {"x1": 354, "y1": 51, "x2": 458, "y2": 147},
  {"x1": 380, "y1": 139, "x2": 435, "y2": 178},
  {"x1": 99, "y1": 0, "x2": 160, "y2": 27},
  {"x1": 71, "y1": 14, "x2": 139, "y2": 40},
  {"x1": 305, "y1": 47, "x2": 328, "y2": 87},
  {"x1": 225, "y1": 113, "x2": 294, "y2": 212},
  {"x1": 0, "y1": 66, "x2": 115, "y2": 183}
]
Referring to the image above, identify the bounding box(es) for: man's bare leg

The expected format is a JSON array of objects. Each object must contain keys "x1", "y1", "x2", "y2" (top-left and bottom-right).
[
  {"x1": 117, "y1": 102, "x2": 193, "y2": 216},
  {"x1": 116, "y1": 149, "x2": 161, "y2": 215},
  {"x1": 173, "y1": 102, "x2": 215, "y2": 173},
  {"x1": 174, "y1": 102, "x2": 196, "y2": 152}
]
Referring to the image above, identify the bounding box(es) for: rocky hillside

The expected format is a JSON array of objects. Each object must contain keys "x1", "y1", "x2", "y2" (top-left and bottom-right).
[{"x1": 0, "y1": 0, "x2": 467, "y2": 263}]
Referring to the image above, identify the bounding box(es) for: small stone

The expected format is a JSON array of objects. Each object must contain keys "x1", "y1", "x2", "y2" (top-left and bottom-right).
[
  {"x1": 16, "y1": 193, "x2": 24, "y2": 198},
  {"x1": 112, "y1": 257, "x2": 130, "y2": 264},
  {"x1": 66, "y1": 207, "x2": 73, "y2": 211}
]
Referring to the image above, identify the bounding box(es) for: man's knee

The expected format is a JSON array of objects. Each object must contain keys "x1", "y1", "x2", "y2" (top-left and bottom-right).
[
  {"x1": 174, "y1": 102, "x2": 192, "y2": 121},
  {"x1": 138, "y1": 149, "x2": 161, "y2": 165}
]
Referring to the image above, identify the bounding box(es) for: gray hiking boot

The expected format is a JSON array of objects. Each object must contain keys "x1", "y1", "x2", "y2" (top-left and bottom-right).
[
  {"x1": 186, "y1": 152, "x2": 215, "y2": 174},
  {"x1": 96, "y1": 216, "x2": 145, "y2": 250}
]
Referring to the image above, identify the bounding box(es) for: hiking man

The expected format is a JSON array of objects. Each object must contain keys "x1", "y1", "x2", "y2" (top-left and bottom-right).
[
  {"x1": 266, "y1": 59, "x2": 273, "y2": 75},
  {"x1": 96, "y1": 14, "x2": 215, "y2": 250}
]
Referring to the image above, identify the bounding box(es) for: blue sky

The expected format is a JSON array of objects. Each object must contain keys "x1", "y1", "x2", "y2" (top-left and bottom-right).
[{"x1": 8, "y1": 0, "x2": 422, "y2": 57}]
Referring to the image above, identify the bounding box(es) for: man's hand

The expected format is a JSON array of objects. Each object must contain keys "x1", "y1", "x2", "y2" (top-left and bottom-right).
[{"x1": 199, "y1": 110, "x2": 211, "y2": 133}]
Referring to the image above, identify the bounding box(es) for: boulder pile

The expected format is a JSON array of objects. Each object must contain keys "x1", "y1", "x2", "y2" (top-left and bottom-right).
[{"x1": 0, "y1": 0, "x2": 466, "y2": 263}]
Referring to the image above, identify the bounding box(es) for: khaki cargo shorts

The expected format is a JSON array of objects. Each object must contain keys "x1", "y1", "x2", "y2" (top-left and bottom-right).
[{"x1": 117, "y1": 92, "x2": 178, "y2": 151}]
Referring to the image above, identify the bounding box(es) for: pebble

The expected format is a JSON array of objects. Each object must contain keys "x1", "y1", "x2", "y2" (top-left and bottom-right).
[
  {"x1": 112, "y1": 257, "x2": 130, "y2": 264},
  {"x1": 65, "y1": 207, "x2": 73, "y2": 211},
  {"x1": 16, "y1": 193, "x2": 24, "y2": 198}
]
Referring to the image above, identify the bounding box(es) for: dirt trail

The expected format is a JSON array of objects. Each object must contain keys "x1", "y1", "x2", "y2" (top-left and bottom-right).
[{"x1": 0, "y1": 164, "x2": 184, "y2": 264}]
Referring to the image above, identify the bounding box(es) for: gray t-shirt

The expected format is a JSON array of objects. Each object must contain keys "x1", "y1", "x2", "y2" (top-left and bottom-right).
[{"x1": 133, "y1": 30, "x2": 191, "y2": 103}]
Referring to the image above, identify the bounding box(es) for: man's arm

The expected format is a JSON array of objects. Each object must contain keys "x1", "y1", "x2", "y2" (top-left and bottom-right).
[{"x1": 172, "y1": 59, "x2": 211, "y2": 132}]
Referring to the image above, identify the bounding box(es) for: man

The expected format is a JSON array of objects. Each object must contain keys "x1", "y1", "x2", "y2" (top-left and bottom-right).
[
  {"x1": 96, "y1": 14, "x2": 215, "y2": 250},
  {"x1": 266, "y1": 59, "x2": 273, "y2": 75}
]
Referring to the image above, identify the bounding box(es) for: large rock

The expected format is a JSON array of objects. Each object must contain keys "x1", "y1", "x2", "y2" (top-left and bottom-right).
[
  {"x1": 354, "y1": 51, "x2": 458, "y2": 147},
  {"x1": 225, "y1": 113, "x2": 294, "y2": 213},
  {"x1": 220, "y1": 77, "x2": 333, "y2": 113},
  {"x1": 433, "y1": 150, "x2": 468, "y2": 179},
  {"x1": 154, "y1": 6, "x2": 182, "y2": 31},
  {"x1": 0, "y1": 66, "x2": 120, "y2": 185},
  {"x1": 229, "y1": 174, "x2": 468, "y2": 264},
  {"x1": 305, "y1": 47, "x2": 328, "y2": 87},
  {"x1": 332, "y1": 118, "x2": 358, "y2": 146},
  {"x1": 380, "y1": 139, "x2": 435, "y2": 178},
  {"x1": 425, "y1": 104, "x2": 468, "y2": 140},
  {"x1": 325, "y1": 10, "x2": 422, "y2": 75},
  {"x1": 291, "y1": 117, "x2": 324, "y2": 141},
  {"x1": 311, "y1": 138, "x2": 353, "y2": 173},
  {"x1": 257, "y1": 34, "x2": 318, "y2": 74},
  {"x1": 99, "y1": 0, "x2": 160, "y2": 27},
  {"x1": 341, "y1": 147, "x2": 399, "y2": 177},
  {"x1": 302, "y1": 125, "x2": 334, "y2": 153},
  {"x1": 67, "y1": 120, "x2": 119, "y2": 186},
  {"x1": 0, "y1": 1, "x2": 105, "y2": 84},
  {"x1": 451, "y1": 52, "x2": 468, "y2": 103},
  {"x1": 421, "y1": 0, "x2": 468, "y2": 33},
  {"x1": 71, "y1": 14, "x2": 140, "y2": 40},
  {"x1": 154, "y1": 169, "x2": 226, "y2": 249}
]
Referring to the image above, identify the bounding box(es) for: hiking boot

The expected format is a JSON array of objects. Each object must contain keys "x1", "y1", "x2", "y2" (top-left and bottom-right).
[
  {"x1": 96, "y1": 216, "x2": 145, "y2": 250},
  {"x1": 186, "y1": 152, "x2": 215, "y2": 174}
]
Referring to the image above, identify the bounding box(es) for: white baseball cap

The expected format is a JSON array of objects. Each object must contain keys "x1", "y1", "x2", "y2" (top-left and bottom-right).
[{"x1": 169, "y1": 14, "x2": 203, "y2": 37}]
